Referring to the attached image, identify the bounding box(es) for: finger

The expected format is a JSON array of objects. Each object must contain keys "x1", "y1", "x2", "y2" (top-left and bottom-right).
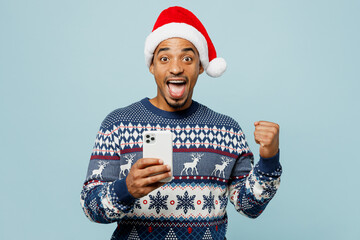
[
  {"x1": 255, "y1": 121, "x2": 280, "y2": 129},
  {"x1": 149, "y1": 182, "x2": 167, "y2": 189},
  {"x1": 135, "y1": 158, "x2": 162, "y2": 169},
  {"x1": 141, "y1": 164, "x2": 171, "y2": 178},
  {"x1": 255, "y1": 127, "x2": 279, "y2": 142},
  {"x1": 255, "y1": 137, "x2": 265, "y2": 147},
  {"x1": 142, "y1": 182, "x2": 167, "y2": 194},
  {"x1": 254, "y1": 134, "x2": 263, "y2": 146},
  {"x1": 254, "y1": 138, "x2": 265, "y2": 147},
  {"x1": 144, "y1": 171, "x2": 172, "y2": 186},
  {"x1": 254, "y1": 125, "x2": 279, "y2": 135},
  {"x1": 254, "y1": 132, "x2": 271, "y2": 147}
]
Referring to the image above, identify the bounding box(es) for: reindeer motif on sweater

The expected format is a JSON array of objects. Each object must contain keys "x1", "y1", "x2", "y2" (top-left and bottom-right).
[
  {"x1": 90, "y1": 161, "x2": 109, "y2": 179},
  {"x1": 180, "y1": 153, "x2": 203, "y2": 175}
]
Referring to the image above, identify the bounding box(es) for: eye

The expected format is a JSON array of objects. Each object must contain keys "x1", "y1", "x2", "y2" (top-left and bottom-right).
[
  {"x1": 183, "y1": 56, "x2": 193, "y2": 62},
  {"x1": 160, "y1": 57, "x2": 169, "y2": 62}
]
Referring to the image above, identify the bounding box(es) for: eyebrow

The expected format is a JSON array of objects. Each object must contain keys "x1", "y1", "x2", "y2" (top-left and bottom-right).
[
  {"x1": 182, "y1": 48, "x2": 196, "y2": 54},
  {"x1": 156, "y1": 48, "x2": 170, "y2": 56},
  {"x1": 156, "y1": 47, "x2": 196, "y2": 56}
]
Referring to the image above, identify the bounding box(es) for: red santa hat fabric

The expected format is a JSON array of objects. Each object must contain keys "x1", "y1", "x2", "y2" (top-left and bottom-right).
[{"x1": 144, "y1": 6, "x2": 226, "y2": 78}]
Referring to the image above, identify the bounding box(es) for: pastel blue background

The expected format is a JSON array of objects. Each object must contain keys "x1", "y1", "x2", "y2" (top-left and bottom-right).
[{"x1": 1, "y1": 0, "x2": 359, "y2": 239}]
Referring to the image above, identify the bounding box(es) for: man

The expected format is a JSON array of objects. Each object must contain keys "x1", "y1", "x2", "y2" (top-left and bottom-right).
[{"x1": 81, "y1": 6, "x2": 281, "y2": 240}]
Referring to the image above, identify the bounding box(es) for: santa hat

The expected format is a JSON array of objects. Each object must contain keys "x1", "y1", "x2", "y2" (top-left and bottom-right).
[{"x1": 144, "y1": 6, "x2": 226, "y2": 78}]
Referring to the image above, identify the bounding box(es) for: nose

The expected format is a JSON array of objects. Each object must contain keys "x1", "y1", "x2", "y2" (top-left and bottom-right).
[{"x1": 169, "y1": 59, "x2": 183, "y2": 75}]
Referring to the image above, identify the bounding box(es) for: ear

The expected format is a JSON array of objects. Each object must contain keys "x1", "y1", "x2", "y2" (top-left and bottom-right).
[
  {"x1": 149, "y1": 61, "x2": 154, "y2": 75},
  {"x1": 199, "y1": 63, "x2": 204, "y2": 75}
]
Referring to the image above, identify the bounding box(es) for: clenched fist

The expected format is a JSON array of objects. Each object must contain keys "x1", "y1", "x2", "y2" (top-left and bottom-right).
[{"x1": 254, "y1": 121, "x2": 279, "y2": 158}]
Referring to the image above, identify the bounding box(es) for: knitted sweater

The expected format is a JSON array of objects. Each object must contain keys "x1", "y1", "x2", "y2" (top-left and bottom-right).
[{"x1": 80, "y1": 98, "x2": 282, "y2": 240}]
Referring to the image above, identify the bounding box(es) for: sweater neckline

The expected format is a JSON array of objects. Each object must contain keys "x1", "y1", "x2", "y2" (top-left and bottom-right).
[{"x1": 140, "y1": 98, "x2": 199, "y2": 119}]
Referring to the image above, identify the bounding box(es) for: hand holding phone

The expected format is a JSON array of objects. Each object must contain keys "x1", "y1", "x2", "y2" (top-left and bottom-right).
[
  {"x1": 143, "y1": 131, "x2": 173, "y2": 182},
  {"x1": 125, "y1": 131, "x2": 173, "y2": 199},
  {"x1": 125, "y1": 158, "x2": 171, "y2": 198}
]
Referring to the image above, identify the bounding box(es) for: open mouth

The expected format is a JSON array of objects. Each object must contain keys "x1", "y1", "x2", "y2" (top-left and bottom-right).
[{"x1": 167, "y1": 79, "x2": 187, "y2": 99}]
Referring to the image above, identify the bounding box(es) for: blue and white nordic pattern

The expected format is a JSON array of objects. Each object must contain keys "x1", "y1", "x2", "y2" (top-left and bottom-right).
[
  {"x1": 81, "y1": 98, "x2": 282, "y2": 240},
  {"x1": 149, "y1": 191, "x2": 169, "y2": 214},
  {"x1": 176, "y1": 191, "x2": 196, "y2": 214}
]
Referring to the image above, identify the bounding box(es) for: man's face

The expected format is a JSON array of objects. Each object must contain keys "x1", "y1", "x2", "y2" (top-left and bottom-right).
[{"x1": 149, "y1": 38, "x2": 204, "y2": 112}]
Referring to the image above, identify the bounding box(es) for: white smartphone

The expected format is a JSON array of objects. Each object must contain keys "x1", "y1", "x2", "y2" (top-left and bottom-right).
[{"x1": 142, "y1": 131, "x2": 173, "y2": 182}]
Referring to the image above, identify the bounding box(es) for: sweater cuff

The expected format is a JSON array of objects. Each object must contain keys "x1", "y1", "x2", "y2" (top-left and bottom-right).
[
  {"x1": 258, "y1": 149, "x2": 280, "y2": 173},
  {"x1": 113, "y1": 178, "x2": 136, "y2": 205}
]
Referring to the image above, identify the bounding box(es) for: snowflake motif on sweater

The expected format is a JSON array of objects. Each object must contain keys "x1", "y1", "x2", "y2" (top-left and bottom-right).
[
  {"x1": 80, "y1": 98, "x2": 282, "y2": 240},
  {"x1": 176, "y1": 191, "x2": 196, "y2": 214},
  {"x1": 202, "y1": 192, "x2": 215, "y2": 214},
  {"x1": 149, "y1": 191, "x2": 169, "y2": 214},
  {"x1": 218, "y1": 194, "x2": 228, "y2": 210}
]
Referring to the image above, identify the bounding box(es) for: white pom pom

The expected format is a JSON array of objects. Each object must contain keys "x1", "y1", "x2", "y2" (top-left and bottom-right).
[{"x1": 205, "y1": 57, "x2": 227, "y2": 78}]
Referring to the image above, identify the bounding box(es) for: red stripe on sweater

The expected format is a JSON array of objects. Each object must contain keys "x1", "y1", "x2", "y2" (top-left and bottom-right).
[{"x1": 90, "y1": 155, "x2": 120, "y2": 160}]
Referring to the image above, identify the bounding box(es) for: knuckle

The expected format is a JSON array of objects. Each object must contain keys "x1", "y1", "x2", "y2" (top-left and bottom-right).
[
  {"x1": 145, "y1": 168, "x2": 153, "y2": 176},
  {"x1": 139, "y1": 189, "x2": 146, "y2": 195},
  {"x1": 267, "y1": 132, "x2": 275, "y2": 138},
  {"x1": 133, "y1": 171, "x2": 141, "y2": 179},
  {"x1": 132, "y1": 179, "x2": 140, "y2": 186},
  {"x1": 146, "y1": 177, "x2": 155, "y2": 185},
  {"x1": 137, "y1": 158, "x2": 145, "y2": 165},
  {"x1": 150, "y1": 165, "x2": 159, "y2": 172},
  {"x1": 135, "y1": 181, "x2": 144, "y2": 189},
  {"x1": 131, "y1": 163, "x2": 138, "y2": 170}
]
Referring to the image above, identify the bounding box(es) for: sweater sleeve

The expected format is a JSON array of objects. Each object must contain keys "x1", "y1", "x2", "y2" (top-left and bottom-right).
[
  {"x1": 80, "y1": 124, "x2": 136, "y2": 223},
  {"x1": 228, "y1": 128, "x2": 282, "y2": 218}
]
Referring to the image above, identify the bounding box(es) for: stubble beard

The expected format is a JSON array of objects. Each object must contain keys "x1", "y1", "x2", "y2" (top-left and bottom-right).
[{"x1": 164, "y1": 96, "x2": 189, "y2": 110}]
